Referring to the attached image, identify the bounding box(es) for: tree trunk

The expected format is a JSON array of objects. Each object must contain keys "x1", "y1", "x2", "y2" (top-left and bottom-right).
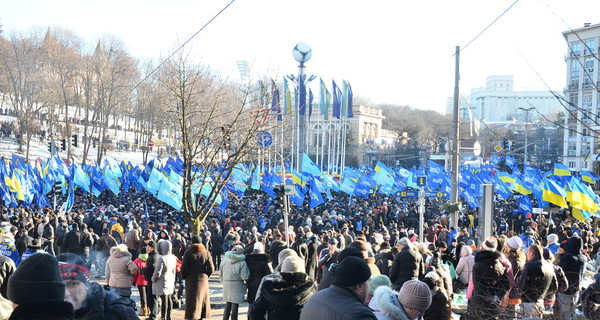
[{"x1": 189, "y1": 214, "x2": 207, "y2": 236}]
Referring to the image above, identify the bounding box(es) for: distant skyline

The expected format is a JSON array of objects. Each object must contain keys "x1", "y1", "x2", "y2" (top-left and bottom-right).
[{"x1": 1, "y1": 0, "x2": 600, "y2": 114}]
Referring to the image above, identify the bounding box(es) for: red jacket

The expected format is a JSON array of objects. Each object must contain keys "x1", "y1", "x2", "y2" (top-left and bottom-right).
[{"x1": 133, "y1": 257, "x2": 147, "y2": 286}]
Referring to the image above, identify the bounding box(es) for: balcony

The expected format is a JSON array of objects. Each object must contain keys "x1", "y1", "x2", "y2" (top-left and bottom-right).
[
  {"x1": 568, "y1": 151, "x2": 577, "y2": 156},
  {"x1": 568, "y1": 84, "x2": 580, "y2": 90}
]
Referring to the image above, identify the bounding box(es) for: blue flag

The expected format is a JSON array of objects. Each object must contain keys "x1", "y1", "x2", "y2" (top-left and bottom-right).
[
  {"x1": 308, "y1": 179, "x2": 324, "y2": 209},
  {"x1": 518, "y1": 195, "x2": 533, "y2": 217}
]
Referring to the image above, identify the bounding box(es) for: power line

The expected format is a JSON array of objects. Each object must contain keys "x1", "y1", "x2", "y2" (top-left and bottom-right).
[
  {"x1": 459, "y1": 0, "x2": 520, "y2": 53},
  {"x1": 125, "y1": 0, "x2": 236, "y2": 101}
]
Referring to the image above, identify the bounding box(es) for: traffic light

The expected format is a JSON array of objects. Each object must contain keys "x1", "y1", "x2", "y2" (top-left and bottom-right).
[
  {"x1": 72, "y1": 134, "x2": 78, "y2": 148},
  {"x1": 273, "y1": 185, "x2": 285, "y2": 211},
  {"x1": 502, "y1": 139, "x2": 511, "y2": 151},
  {"x1": 53, "y1": 181, "x2": 61, "y2": 194},
  {"x1": 60, "y1": 139, "x2": 66, "y2": 151},
  {"x1": 48, "y1": 141, "x2": 52, "y2": 153}
]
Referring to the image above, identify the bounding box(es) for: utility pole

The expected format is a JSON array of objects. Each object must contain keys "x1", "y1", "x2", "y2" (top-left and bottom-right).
[
  {"x1": 518, "y1": 106, "x2": 534, "y2": 164},
  {"x1": 450, "y1": 46, "x2": 461, "y2": 229}
]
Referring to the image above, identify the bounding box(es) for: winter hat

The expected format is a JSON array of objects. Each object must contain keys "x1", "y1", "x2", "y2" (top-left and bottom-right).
[
  {"x1": 146, "y1": 240, "x2": 157, "y2": 250},
  {"x1": 507, "y1": 236, "x2": 523, "y2": 250},
  {"x1": 481, "y1": 237, "x2": 498, "y2": 252},
  {"x1": 369, "y1": 274, "x2": 392, "y2": 296},
  {"x1": 278, "y1": 249, "x2": 299, "y2": 266},
  {"x1": 253, "y1": 242, "x2": 264, "y2": 253},
  {"x1": 379, "y1": 242, "x2": 391, "y2": 250},
  {"x1": 8, "y1": 253, "x2": 66, "y2": 304},
  {"x1": 397, "y1": 237, "x2": 410, "y2": 248},
  {"x1": 191, "y1": 235, "x2": 201, "y2": 244},
  {"x1": 422, "y1": 271, "x2": 441, "y2": 290},
  {"x1": 281, "y1": 256, "x2": 305, "y2": 273},
  {"x1": 333, "y1": 256, "x2": 371, "y2": 287},
  {"x1": 231, "y1": 245, "x2": 244, "y2": 254},
  {"x1": 57, "y1": 253, "x2": 90, "y2": 284},
  {"x1": 397, "y1": 280, "x2": 432, "y2": 312},
  {"x1": 547, "y1": 234, "x2": 558, "y2": 243}
]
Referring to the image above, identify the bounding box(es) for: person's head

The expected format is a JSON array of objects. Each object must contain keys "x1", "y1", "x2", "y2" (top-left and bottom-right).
[
  {"x1": 397, "y1": 237, "x2": 410, "y2": 251},
  {"x1": 56, "y1": 253, "x2": 89, "y2": 311},
  {"x1": 397, "y1": 280, "x2": 433, "y2": 320},
  {"x1": 281, "y1": 256, "x2": 305, "y2": 273},
  {"x1": 332, "y1": 256, "x2": 371, "y2": 302},
  {"x1": 327, "y1": 237, "x2": 338, "y2": 251},
  {"x1": 7, "y1": 253, "x2": 67, "y2": 307},
  {"x1": 527, "y1": 244, "x2": 543, "y2": 261},
  {"x1": 146, "y1": 240, "x2": 156, "y2": 254},
  {"x1": 369, "y1": 274, "x2": 391, "y2": 297}
]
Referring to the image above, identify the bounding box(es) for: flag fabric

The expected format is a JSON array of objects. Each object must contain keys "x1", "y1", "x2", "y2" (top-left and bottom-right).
[
  {"x1": 518, "y1": 195, "x2": 533, "y2": 217},
  {"x1": 542, "y1": 178, "x2": 568, "y2": 208},
  {"x1": 319, "y1": 78, "x2": 330, "y2": 120},
  {"x1": 581, "y1": 171, "x2": 597, "y2": 184},
  {"x1": 343, "y1": 80, "x2": 354, "y2": 118},
  {"x1": 332, "y1": 80, "x2": 341, "y2": 119},
  {"x1": 144, "y1": 201, "x2": 149, "y2": 226},
  {"x1": 570, "y1": 178, "x2": 599, "y2": 213},
  {"x1": 301, "y1": 153, "x2": 321, "y2": 176},
  {"x1": 553, "y1": 163, "x2": 571, "y2": 177},
  {"x1": 299, "y1": 76, "x2": 306, "y2": 116},
  {"x1": 514, "y1": 177, "x2": 532, "y2": 195},
  {"x1": 308, "y1": 179, "x2": 324, "y2": 209},
  {"x1": 271, "y1": 79, "x2": 282, "y2": 121},
  {"x1": 308, "y1": 88, "x2": 314, "y2": 118},
  {"x1": 284, "y1": 78, "x2": 292, "y2": 114}
]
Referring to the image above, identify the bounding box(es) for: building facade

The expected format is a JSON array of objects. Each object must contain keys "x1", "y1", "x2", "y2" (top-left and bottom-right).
[
  {"x1": 305, "y1": 104, "x2": 397, "y2": 166},
  {"x1": 468, "y1": 75, "x2": 562, "y2": 123},
  {"x1": 562, "y1": 23, "x2": 600, "y2": 171}
]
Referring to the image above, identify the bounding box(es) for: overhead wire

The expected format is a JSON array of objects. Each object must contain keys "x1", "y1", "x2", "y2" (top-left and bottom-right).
[{"x1": 458, "y1": 0, "x2": 520, "y2": 53}]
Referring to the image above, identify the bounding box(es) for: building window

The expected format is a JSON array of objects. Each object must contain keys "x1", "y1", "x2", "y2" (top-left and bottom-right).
[
  {"x1": 568, "y1": 144, "x2": 577, "y2": 157},
  {"x1": 585, "y1": 40, "x2": 596, "y2": 55},
  {"x1": 568, "y1": 161, "x2": 576, "y2": 168},
  {"x1": 571, "y1": 60, "x2": 580, "y2": 89},
  {"x1": 571, "y1": 42, "x2": 581, "y2": 56},
  {"x1": 569, "y1": 129, "x2": 576, "y2": 137}
]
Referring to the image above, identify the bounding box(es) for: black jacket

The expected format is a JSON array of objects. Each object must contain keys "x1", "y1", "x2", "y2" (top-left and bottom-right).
[
  {"x1": 143, "y1": 250, "x2": 157, "y2": 283},
  {"x1": 374, "y1": 249, "x2": 393, "y2": 277},
  {"x1": 62, "y1": 230, "x2": 85, "y2": 255},
  {"x1": 424, "y1": 290, "x2": 449, "y2": 320},
  {"x1": 250, "y1": 272, "x2": 317, "y2": 320},
  {"x1": 299, "y1": 285, "x2": 376, "y2": 320},
  {"x1": 210, "y1": 233, "x2": 224, "y2": 254},
  {"x1": 518, "y1": 256, "x2": 557, "y2": 302},
  {"x1": 472, "y1": 250, "x2": 509, "y2": 298},
  {"x1": 305, "y1": 241, "x2": 319, "y2": 280},
  {"x1": 389, "y1": 246, "x2": 424, "y2": 290},
  {"x1": 245, "y1": 253, "x2": 273, "y2": 303},
  {"x1": 269, "y1": 240, "x2": 287, "y2": 268},
  {"x1": 9, "y1": 301, "x2": 74, "y2": 320},
  {"x1": 558, "y1": 236, "x2": 586, "y2": 295},
  {"x1": 74, "y1": 282, "x2": 138, "y2": 320}
]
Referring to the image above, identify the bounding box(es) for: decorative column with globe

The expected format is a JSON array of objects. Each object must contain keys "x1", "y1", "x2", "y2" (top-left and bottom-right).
[{"x1": 292, "y1": 42, "x2": 312, "y2": 172}]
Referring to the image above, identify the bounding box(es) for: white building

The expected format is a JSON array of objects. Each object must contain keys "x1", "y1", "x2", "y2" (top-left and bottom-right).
[
  {"x1": 468, "y1": 76, "x2": 562, "y2": 123},
  {"x1": 562, "y1": 23, "x2": 600, "y2": 171}
]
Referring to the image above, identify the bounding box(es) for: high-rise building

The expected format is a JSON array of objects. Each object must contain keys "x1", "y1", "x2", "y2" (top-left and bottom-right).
[
  {"x1": 562, "y1": 23, "x2": 600, "y2": 171},
  {"x1": 468, "y1": 75, "x2": 562, "y2": 123}
]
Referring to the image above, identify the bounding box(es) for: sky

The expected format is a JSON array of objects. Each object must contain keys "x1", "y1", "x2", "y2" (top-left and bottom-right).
[{"x1": 1, "y1": 0, "x2": 600, "y2": 114}]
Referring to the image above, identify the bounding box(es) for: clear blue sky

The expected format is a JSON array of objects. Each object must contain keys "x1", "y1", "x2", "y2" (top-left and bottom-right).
[{"x1": 1, "y1": 0, "x2": 599, "y2": 113}]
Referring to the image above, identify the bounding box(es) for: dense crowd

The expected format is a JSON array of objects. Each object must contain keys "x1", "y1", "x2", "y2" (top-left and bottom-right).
[{"x1": 0, "y1": 187, "x2": 598, "y2": 320}]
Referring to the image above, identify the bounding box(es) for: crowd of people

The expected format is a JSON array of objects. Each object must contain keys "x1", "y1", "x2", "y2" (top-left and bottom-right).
[{"x1": 0, "y1": 186, "x2": 598, "y2": 320}]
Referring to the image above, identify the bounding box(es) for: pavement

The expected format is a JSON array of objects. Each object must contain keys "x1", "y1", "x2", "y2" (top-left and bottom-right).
[{"x1": 93, "y1": 270, "x2": 249, "y2": 320}]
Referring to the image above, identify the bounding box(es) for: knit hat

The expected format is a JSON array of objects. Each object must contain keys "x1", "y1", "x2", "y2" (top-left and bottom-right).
[
  {"x1": 8, "y1": 253, "x2": 66, "y2": 304},
  {"x1": 369, "y1": 274, "x2": 392, "y2": 296},
  {"x1": 547, "y1": 234, "x2": 558, "y2": 243},
  {"x1": 231, "y1": 245, "x2": 244, "y2": 254},
  {"x1": 333, "y1": 256, "x2": 371, "y2": 287},
  {"x1": 398, "y1": 280, "x2": 432, "y2": 312},
  {"x1": 57, "y1": 253, "x2": 90, "y2": 284},
  {"x1": 481, "y1": 237, "x2": 497, "y2": 251},
  {"x1": 507, "y1": 236, "x2": 523, "y2": 250},
  {"x1": 191, "y1": 235, "x2": 201, "y2": 244},
  {"x1": 379, "y1": 242, "x2": 391, "y2": 250},
  {"x1": 146, "y1": 240, "x2": 157, "y2": 250},
  {"x1": 422, "y1": 271, "x2": 441, "y2": 290},
  {"x1": 281, "y1": 256, "x2": 305, "y2": 273}
]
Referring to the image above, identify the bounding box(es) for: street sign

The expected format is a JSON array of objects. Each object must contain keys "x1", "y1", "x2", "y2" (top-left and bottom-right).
[
  {"x1": 417, "y1": 176, "x2": 427, "y2": 187},
  {"x1": 148, "y1": 140, "x2": 154, "y2": 147},
  {"x1": 284, "y1": 184, "x2": 295, "y2": 196},
  {"x1": 397, "y1": 190, "x2": 449, "y2": 198},
  {"x1": 257, "y1": 131, "x2": 273, "y2": 148},
  {"x1": 494, "y1": 145, "x2": 502, "y2": 152}
]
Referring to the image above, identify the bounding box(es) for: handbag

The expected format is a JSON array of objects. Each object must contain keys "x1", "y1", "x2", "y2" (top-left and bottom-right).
[{"x1": 175, "y1": 257, "x2": 182, "y2": 273}]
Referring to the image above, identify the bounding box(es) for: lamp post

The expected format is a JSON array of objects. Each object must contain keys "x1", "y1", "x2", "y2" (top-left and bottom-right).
[
  {"x1": 290, "y1": 42, "x2": 313, "y2": 172},
  {"x1": 518, "y1": 107, "x2": 534, "y2": 164}
]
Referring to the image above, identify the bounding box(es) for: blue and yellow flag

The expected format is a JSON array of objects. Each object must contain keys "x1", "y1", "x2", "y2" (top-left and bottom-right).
[
  {"x1": 542, "y1": 178, "x2": 567, "y2": 208},
  {"x1": 554, "y1": 163, "x2": 571, "y2": 177}
]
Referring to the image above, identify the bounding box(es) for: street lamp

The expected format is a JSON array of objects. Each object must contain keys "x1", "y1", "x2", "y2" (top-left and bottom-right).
[
  {"x1": 290, "y1": 42, "x2": 313, "y2": 172},
  {"x1": 518, "y1": 106, "x2": 535, "y2": 164}
]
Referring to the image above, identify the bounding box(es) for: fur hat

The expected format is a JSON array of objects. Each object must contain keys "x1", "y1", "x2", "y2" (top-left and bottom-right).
[
  {"x1": 547, "y1": 234, "x2": 558, "y2": 243},
  {"x1": 397, "y1": 237, "x2": 410, "y2": 248},
  {"x1": 278, "y1": 249, "x2": 298, "y2": 267},
  {"x1": 231, "y1": 245, "x2": 244, "y2": 254},
  {"x1": 253, "y1": 242, "x2": 264, "y2": 253},
  {"x1": 281, "y1": 256, "x2": 305, "y2": 273},
  {"x1": 333, "y1": 256, "x2": 371, "y2": 287},
  {"x1": 481, "y1": 237, "x2": 497, "y2": 251},
  {"x1": 8, "y1": 253, "x2": 66, "y2": 304},
  {"x1": 507, "y1": 236, "x2": 523, "y2": 250},
  {"x1": 398, "y1": 280, "x2": 432, "y2": 312}
]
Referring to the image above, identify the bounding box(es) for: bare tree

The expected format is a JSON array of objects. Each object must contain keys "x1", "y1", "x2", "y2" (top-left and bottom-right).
[
  {"x1": 0, "y1": 30, "x2": 44, "y2": 161},
  {"x1": 155, "y1": 49, "x2": 264, "y2": 235}
]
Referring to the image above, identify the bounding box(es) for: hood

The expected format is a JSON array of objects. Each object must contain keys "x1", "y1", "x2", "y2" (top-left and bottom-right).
[
  {"x1": 260, "y1": 273, "x2": 316, "y2": 307},
  {"x1": 225, "y1": 251, "x2": 246, "y2": 262},
  {"x1": 110, "y1": 244, "x2": 131, "y2": 258},
  {"x1": 460, "y1": 245, "x2": 473, "y2": 258},
  {"x1": 246, "y1": 252, "x2": 272, "y2": 265},
  {"x1": 157, "y1": 239, "x2": 172, "y2": 256},
  {"x1": 565, "y1": 237, "x2": 583, "y2": 255},
  {"x1": 373, "y1": 286, "x2": 410, "y2": 320}
]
